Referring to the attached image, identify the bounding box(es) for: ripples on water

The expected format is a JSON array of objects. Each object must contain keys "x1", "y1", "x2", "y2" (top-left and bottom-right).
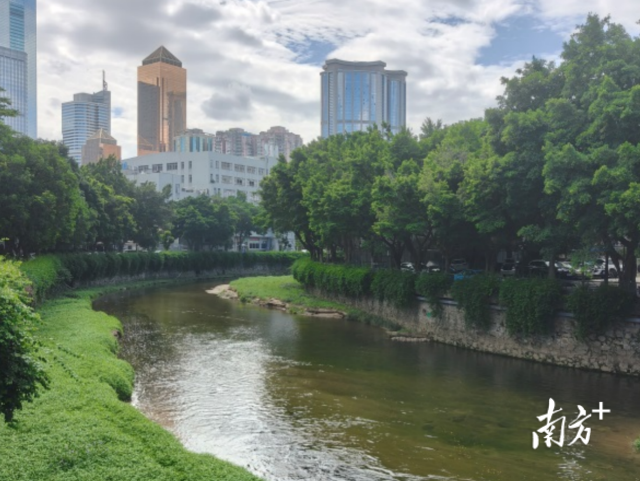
[{"x1": 98, "y1": 283, "x2": 640, "y2": 481}]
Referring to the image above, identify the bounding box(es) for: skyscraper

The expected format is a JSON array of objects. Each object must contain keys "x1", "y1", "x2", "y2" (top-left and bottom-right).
[
  {"x1": 137, "y1": 46, "x2": 186, "y2": 156},
  {"x1": 320, "y1": 59, "x2": 407, "y2": 138},
  {"x1": 0, "y1": 0, "x2": 36, "y2": 137},
  {"x1": 61, "y1": 74, "x2": 111, "y2": 164}
]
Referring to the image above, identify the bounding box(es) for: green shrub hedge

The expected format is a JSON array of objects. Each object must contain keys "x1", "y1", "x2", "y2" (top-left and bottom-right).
[
  {"x1": 292, "y1": 258, "x2": 373, "y2": 297},
  {"x1": 21, "y1": 251, "x2": 305, "y2": 300},
  {"x1": 499, "y1": 278, "x2": 563, "y2": 336},
  {"x1": 371, "y1": 269, "x2": 417, "y2": 307},
  {"x1": 415, "y1": 272, "x2": 453, "y2": 319},
  {"x1": 451, "y1": 274, "x2": 500, "y2": 330},
  {"x1": 566, "y1": 284, "x2": 635, "y2": 340}
]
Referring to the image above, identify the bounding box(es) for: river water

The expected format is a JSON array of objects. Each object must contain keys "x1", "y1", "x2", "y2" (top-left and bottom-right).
[{"x1": 94, "y1": 281, "x2": 640, "y2": 481}]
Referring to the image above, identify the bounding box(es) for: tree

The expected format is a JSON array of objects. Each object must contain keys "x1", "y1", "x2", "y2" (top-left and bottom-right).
[
  {"x1": 0, "y1": 257, "x2": 48, "y2": 422},
  {"x1": 0, "y1": 131, "x2": 88, "y2": 256},
  {"x1": 225, "y1": 192, "x2": 263, "y2": 251},
  {"x1": 131, "y1": 183, "x2": 172, "y2": 251},
  {"x1": 0, "y1": 87, "x2": 18, "y2": 119}
]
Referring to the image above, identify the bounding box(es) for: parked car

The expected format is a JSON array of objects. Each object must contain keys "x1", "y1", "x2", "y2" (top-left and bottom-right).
[
  {"x1": 450, "y1": 258, "x2": 469, "y2": 272},
  {"x1": 500, "y1": 259, "x2": 518, "y2": 277},
  {"x1": 591, "y1": 259, "x2": 620, "y2": 279},
  {"x1": 527, "y1": 260, "x2": 571, "y2": 279},
  {"x1": 453, "y1": 269, "x2": 483, "y2": 281},
  {"x1": 423, "y1": 261, "x2": 442, "y2": 273},
  {"x1": 400, "y1": 262, "x2": 415, "y2": 272}
]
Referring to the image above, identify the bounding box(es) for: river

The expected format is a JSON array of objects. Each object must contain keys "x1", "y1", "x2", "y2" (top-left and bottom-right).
[{"x1": 94, "y1": 281, "x2": 640, "y2": 481}]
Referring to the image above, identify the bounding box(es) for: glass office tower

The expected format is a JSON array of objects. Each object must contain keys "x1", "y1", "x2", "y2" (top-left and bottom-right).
[
  {"x1": 62, "y1": 79, "x2": 111, "y2": 164},
  {"x1": 320, "y1": 59, "x2": 407, "y2": 138},
  {"x1": 138, "y1": 46, "x2": 187, "y2": 156},
  {"x1": 0, "y1": 0, "x2": 37, "y2": 137}
]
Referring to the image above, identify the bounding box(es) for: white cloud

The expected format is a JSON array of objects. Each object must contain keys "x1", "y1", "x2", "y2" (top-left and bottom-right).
[{"x1": 33, "y1": 0, "x2": 636, "y2": 158}]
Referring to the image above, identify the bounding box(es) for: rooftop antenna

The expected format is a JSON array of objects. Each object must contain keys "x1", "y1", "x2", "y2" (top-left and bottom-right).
[{"x1": 103, "y1": 70, "x2": 108, "y2": 91}]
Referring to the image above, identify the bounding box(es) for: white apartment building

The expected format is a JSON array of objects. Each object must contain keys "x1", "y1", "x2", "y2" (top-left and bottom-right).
[
  {"x1": 121, "y1": 151, "x2": 293, "y2": 251},
  {"x1": 122, "y1": 150, "x2": 275, "y2": 202}
]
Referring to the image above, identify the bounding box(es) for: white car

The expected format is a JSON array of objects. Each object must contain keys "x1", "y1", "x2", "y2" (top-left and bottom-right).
[{"x1": 450, "y1": 258, "x2": 469, "y2": 272}]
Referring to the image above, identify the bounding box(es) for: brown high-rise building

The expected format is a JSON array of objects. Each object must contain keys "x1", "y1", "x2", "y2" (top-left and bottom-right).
[
  {"x1": 137, "y1": 46, "x2": 186, "y2": 156},
  {"x1": 81, "y1": 128, "x2": 122, "y2": 165}
]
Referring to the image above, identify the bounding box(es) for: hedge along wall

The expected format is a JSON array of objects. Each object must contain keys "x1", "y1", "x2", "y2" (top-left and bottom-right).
[
  {"x1": 292, "y1": 259, "x2": 640, "y2": 375},
  {"x1": 21, "y1": 251, "x2": 307, "y2": 301}
]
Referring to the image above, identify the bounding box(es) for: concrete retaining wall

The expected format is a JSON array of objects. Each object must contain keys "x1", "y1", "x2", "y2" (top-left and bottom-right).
[{"x1": 311, "y1": 288, "x2": 640, "y2": 376}]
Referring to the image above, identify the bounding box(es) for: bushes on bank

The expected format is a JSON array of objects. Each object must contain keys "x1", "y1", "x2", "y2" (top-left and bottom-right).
[
  {"x1": 499, "y1": 278, "x2": 563, "y2": 336},
  {"x1": 292, "y1": 259, "x2": 639, "y2": 340},
  {"x1": 371, "y1": 269, "x2": 417, "y2": 307},
  {"x1": 567, "y1": 284, "x2": 635, "y2": 340},
  {"x1": 21, "y1": 251, "x2": 306, "y2": 300},
  {"x1": 451, "y1": 274, "x2": 500, "y2": 330},
  {"x1": 415, "y1": 272, "x2": 453, "y2": 319},
  {"x1": 292, "y1": 258, "x2": 373, "y2": 297},
  {"x1": 0, "y1": 257, "x2": 49, "y2": 422}
]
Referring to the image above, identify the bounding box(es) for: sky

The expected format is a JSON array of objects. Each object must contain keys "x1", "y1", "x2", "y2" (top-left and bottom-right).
[{"x1": 36, "y1": 0, "x2": 640, "y2": 160}]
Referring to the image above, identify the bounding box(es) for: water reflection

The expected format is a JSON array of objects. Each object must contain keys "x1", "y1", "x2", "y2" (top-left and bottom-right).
[{"x1": 95, "y1": 282, "x2": 640, "y2": 481}]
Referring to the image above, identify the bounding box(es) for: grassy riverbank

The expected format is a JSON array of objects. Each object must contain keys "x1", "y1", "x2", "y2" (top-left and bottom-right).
[
  {"x1": 230, "y1": 275, "x2": 400, "y2": 328},
  {"x1": 230, "y1": 275, "x2": 350, "y2": 311},
  {"x1": 0, "y1": 283, "x2": 263, "y2": 481}
]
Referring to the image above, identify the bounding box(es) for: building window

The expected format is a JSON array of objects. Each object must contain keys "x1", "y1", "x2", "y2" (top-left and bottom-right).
[
  {"x1": 247, "y1": 166, "x2": 256, "y2": 174},
  {"x1": 167, "y1": 162, "x2": 178, "y2": 171},
  {"x1": 152, "y1": 164, "x2": 163, "y2": 173},
  {"x1": 189, "y1": 175, "x2": 192, "y2": 183},
  {"x1": 189, "y1": 161, "x2": 192, "y2": 169},
  {"x1": 181, "y1": 175, "x2": 184, "y2": 183},
  {"x1": 235, "y1": 178, "x2": 244, "y2": 186},
  {"x1": 248, "y1": 180, "x2": 255, "y2": 187},
  {"x1": 258, "y1": 168, "x2": 265, "y2": 175},
  {"x1": 210, "y1": 173, "x2": 214, "y2": 182},
  {"x1": 222, "y1": 175, "x2": 232, "y2": 184},
  {"x1": 181, "y1": 161, "x2": 184, "y2": 169},
  {"x1": 138, "y1": 165, "x2": 149, "y2": 172},
  {"x1": 221, "y1": 162, "x2": 231, "y2": 170},
  {"x1": 234, "y1": 164, "x2": 245, "y2": 173}
]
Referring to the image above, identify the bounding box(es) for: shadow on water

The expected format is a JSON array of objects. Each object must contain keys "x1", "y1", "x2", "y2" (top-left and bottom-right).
[{"x1": 94, "y1": 281, "x2": 640, "y2": 481}]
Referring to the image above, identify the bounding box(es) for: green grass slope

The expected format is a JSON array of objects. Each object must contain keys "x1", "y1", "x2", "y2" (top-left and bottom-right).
[{"x1": 0, "y1": 289, "x2": 263, "y2": 481}]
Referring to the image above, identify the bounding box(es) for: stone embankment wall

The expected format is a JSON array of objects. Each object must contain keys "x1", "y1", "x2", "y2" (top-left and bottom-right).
[{"x1": 311, "y1": 288, "x2": 640, "y2": 376}]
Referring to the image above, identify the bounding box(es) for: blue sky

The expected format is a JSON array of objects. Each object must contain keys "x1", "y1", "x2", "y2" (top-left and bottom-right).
[{"x1": 35, "y1": 0, "x2": 640, "y2": 159}]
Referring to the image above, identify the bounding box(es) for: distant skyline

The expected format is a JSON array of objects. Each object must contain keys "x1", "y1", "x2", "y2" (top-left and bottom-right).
[{"x1": 34, "y1": 1, "x2": 640, "y2": 159}]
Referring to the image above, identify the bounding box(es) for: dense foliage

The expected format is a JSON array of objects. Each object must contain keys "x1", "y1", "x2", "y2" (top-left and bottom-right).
[
  {"x1": 0, "y1": 257, "x2": 48, "y2": 422},
  {"x1": 450, "y1": 275, "x2": 500, "y2": 330},
  {"x1": 21, "y1": 251, "x2": 305, "y2": 299},
  {"x1": 498, "y1": 278, "x2": 563, "y2": 336},
  {"x1": 414, "y1": 272, "x2": 453, "y2": 319},
  {"x1": 566, "y1": 284, "x2": 635, "y2": 340},
  {"x1": 261, "y1": 15, "x2": 640, "y2": 294},
  {"x1": 0, "y1": 127, "x2": 267, "y2": 256}
]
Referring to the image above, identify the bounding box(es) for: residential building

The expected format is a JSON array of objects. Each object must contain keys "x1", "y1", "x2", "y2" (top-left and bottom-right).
[
  {"x1": 0, "y1": 0, "x2": 36, "y2": 137},
  {"x1": 176, "y1": 126, "x2": 303, "y2": 160},
  {"x1": 257, "y1": 125, "x2": 303, "y2": 160},
  {"x1": 173, "y1": 128, "x2": 215, "y2": 153},
  {"x1": 81, "y1": 128, "x2": 121, "y2": 165},
  {"x1": 137, "y1": 46, "x2": 186, "y2": 156},
  {"x1": 62, "y1": 74, "x2": 111, "y2": 163},
  {"x1": 320, "y1": 58, "x2": 407, "y2": 137}
]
